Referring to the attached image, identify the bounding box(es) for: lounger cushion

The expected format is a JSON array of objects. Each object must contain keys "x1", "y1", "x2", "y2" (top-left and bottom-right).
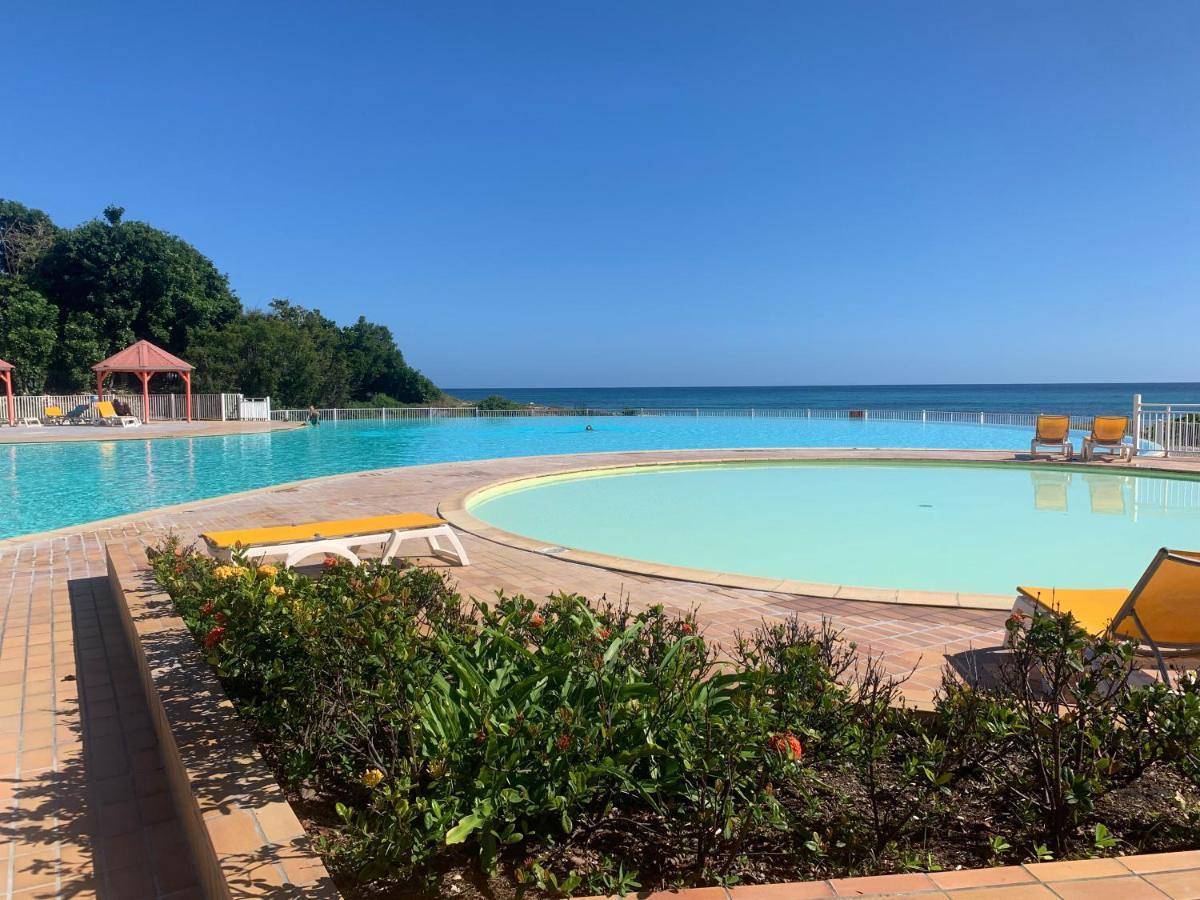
[
  {"x1": 202, "y1": 513, "x2": 448, "y2": 549},
  {"x1": 1016, "y1": 586, "x2": 1131, "y2": 638}
]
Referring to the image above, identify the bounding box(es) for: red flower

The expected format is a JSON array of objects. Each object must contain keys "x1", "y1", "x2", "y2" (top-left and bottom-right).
[
  {"x1": 204, "y1": 626, "x2": 226, "y2": 649},
  {"x1": 200, "y1": 601, "x2": 215, "y2": 616},
  {"x1": 679, "y1": 622, "x2": 695, "y2": 635},
  {"x1": 530, "y1": 614, "x2": 545, "y2": 628},
  {"x1": 768, "y1": 732, "x2": 803, "y2": 761},
  {"x1": 213, "y1": 612, "x2": 228, "y2": 625},
  {"x1": 597, "y1": 627, "x2": 611, "y2": 640},
  {"x1": 556, "y1": 733, "x2": 571, "y2": 751},
  {"x1": 1007, "y1": 612, "x2": 1026, "y2": 628},
  {"x1": 323, "y1": 557, "x2": 340, "y2": 568}
]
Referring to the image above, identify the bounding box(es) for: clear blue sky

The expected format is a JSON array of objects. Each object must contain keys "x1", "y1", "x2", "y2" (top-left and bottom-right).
[{"x1": 5, "y1": 1, "x2": 1198, "y2": 388}]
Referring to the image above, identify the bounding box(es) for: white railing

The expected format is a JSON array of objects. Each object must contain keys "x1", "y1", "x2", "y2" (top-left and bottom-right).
[
  {"x1": 1134, "y1": 395, "x2": 1200, "y2": 457},
  {"x1": 2, "y1": 392, "x2": 250, "y2": 423},
  {"x1": 271, "y1": 404, "x2": 1103, "y2": 432}
]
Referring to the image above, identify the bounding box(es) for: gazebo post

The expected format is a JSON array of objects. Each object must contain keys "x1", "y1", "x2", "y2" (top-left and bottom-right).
[
  {"x1": 96, "y1": 372, "x2": 105, "y2": 401},
  {"x1": 183, "y1": 371, "x2": 192, "y2": 422},
  {"x1": 2, "y1": 369, "x2": 12, "y2": 427},
  {"x1": 139, "y1": 371, "x2": 152, "y2": 422}
]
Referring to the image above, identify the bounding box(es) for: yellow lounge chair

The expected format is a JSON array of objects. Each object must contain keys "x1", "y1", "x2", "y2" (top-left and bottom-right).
[
  {"x1": 42, "y1": 405, "x2": 65, "y2": 425},
  {"x1": 94, "y1": 400, "x2": 141, "y2": 427},
  {"x1": 201, "y1": 513, "x2": 470, "y2": 569},
  {"x1": 1082, "y1": 415, "x2": 1131, "y2": 462},
  {"x1": 1030, "y1": 414, "x2": 1072, "y2": 460},
  {"x1": 1015, "y1": 548, "x2": 1200, "y2": 682}
]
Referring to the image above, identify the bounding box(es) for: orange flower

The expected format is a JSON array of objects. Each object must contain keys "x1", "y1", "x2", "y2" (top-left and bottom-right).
[
  {"x1": 530, "y1": 614, "x2": 545, "y2": 628},
  {"x1": 204, "y1": 626, "x2": 226, "y2": 649},
  {"x1": 556, "y1": 733, "x2": 571, "y2": 751},
  {"x1": 679, "y1": 622, "x2": 695, "y2": 635},
  {"x1": 597, "y1": 627, "x2": 611, "y2": 639},
  {"x1": 768, "y1": 732, "x2": 803, "y2": 761}
]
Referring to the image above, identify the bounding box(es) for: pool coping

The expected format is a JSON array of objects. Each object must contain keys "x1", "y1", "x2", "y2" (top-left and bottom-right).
[{"x1": 440, "y1": 453, "x2": 1200, "y2": 612}]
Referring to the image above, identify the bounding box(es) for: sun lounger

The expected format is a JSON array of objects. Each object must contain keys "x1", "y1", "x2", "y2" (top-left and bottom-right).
[
  {"x1": 1015, "y1": 548, "x2": 1200, "y2": 682},
  {"x1": 1030, "y1": 414, "x2": 1072, "y2": 460},
  {"x1": 41, "y1": 406, "x2": 65, "y2": 425},
  {"x1": 17, "y1": 416, "x2": 43, "y2": 427},
  {"x1": 94, "y1": 401, "x2": 141, "y2": 427},
  {"x1": 61, "y1": 404, "x2": 91, "y2": 425},
  {"x1": 201, "y1": 513, "x2": 471, "y2": 569},
  {"x1": 1082, "y1": 415, "x2": 1131, "y2": 462}
]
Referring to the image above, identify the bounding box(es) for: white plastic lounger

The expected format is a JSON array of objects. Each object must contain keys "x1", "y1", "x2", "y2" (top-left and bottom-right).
[
  {"x1": 201, "y1": 513, "x2": 471, "y2": 568},
  {"x1": 94, "y1": 401, "x2": 141, "y2": 427},
  {"x1": 17, "y1": 417, "x2": 43, "y2": 427}
]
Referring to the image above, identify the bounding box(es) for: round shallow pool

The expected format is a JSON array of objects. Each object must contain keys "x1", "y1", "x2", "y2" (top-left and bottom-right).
[{"x1": 467, "y1": 461, "x2": 1200, "y2": 597}]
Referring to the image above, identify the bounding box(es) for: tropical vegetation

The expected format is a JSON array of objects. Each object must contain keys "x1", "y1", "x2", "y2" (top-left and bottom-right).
[
  {"x1": 0, "y1": 199, "x2": 445, "y2": 406},
  {"x1": 150, "y1": 539, "x2": 1200, "y2": 897}
]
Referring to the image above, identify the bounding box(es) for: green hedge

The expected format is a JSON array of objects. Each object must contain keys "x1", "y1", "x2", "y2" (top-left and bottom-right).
[{"x1": 151, "y1": 540, "x2": 1200, "y2": 896}]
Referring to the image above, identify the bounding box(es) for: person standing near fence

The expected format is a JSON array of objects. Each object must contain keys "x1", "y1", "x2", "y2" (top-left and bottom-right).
[{"x1": 308, "y1": 405, "x2": 320, "y2": 426}]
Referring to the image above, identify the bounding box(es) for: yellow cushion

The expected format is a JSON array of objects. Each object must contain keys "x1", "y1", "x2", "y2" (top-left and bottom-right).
[
  {"x1": 202, "y1": 513, "x2": 447, "y2": 549},
  {"x1": 1017, "y1": 586, "x2": 1131, "y2": 637},
  {"x1": 1124, "y1": 552, "x2": 1200, "y2": 645},
  {"x1": 95, "y1": 401, "x2": 117, "y2": 417},
  {"x1": 1035, "y1": 415, "x2": 1070, "y2": 441},
  {"x1": 1089, "y1": 415, "x2": 1128, "y2": 444},
  {"x1": 45, "y1": 406, "x2": 64, "y2": 417},
  {"x1": 1019, "y1": 550, "x2": 1200, "y2": 646}
]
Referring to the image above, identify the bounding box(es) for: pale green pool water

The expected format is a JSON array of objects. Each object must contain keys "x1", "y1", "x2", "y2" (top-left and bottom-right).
[{"x1": 468, "y1": 461, "x2": 1200, "y2": 596}]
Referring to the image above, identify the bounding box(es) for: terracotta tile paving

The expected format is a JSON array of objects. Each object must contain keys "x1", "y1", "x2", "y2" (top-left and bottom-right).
[
  {"x1": 1, "y1": 448, "x2": 1199, "y2": 898},
  {"x1": 0, "y1": 420, "x2": 299, "y2": 446}
]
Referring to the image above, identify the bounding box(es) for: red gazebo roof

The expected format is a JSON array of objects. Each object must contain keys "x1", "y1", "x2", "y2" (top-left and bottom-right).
[
  {"x1": 0, "y1": 358, "x2": 12, "y2": 372},
  {"x1": 92, "y1": 340, "x2": 193, "y2": 373}
]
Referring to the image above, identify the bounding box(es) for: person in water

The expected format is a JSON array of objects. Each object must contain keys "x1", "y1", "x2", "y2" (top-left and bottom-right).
[
  {"x1": 308, "y1": 405, "x2": 320, "y2": 426},
  {"x1": 585, "y1": 424, "x2": 594, "y2": 431}
]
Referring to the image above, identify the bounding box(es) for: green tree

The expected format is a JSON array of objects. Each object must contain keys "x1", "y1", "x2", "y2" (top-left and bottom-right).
[
  {"x1": 0, "y1": 200, "x2": 59, "y2": 277},
  {"x1": 341, "y1": 317, "x2": 443, "y2": 404},
  {"x1": 0, "y1": 277, "x2": 58, "y2": 392},
  {"x1": 188, "y1": 302, "x2": 346, "y2": 407},
  {"x1": 32, "y1": 209, "x2": 241, "y2": 388}
]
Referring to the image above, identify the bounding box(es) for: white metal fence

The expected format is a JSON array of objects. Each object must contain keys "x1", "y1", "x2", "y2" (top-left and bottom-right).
[
  {"x1": 2, "y1": 392, "x2": 251, "y2": 423},
  {"x1": 272, "y1": 404, "x2": 1099, "y2": 430},
  {"x1": 1134, "y1": 395, "x2": 1200, "y2": 457}
]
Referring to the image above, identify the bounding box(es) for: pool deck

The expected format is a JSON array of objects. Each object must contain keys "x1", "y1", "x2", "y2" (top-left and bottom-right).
[
  {"x1": 3, "y1": 447, "x2": 1200, "y2": 898},
  {"x1": 0, "y1": 420, "x2": 301, "y2": 445}
]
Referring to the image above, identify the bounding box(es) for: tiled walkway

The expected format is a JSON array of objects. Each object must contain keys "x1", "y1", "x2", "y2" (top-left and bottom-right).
[{"x1": 2, "y1": 448, "x2": 1199, "y2": 898}]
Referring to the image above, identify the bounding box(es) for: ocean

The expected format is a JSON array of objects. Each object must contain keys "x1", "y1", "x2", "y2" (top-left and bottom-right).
[{"x1": 447, "y1": 383, "x2": 1200, "y2": 418}]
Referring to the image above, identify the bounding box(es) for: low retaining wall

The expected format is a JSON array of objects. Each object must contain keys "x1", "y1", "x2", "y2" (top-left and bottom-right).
[{"x1": 105, "y1": 542, "x2": 338, "y2": 898}]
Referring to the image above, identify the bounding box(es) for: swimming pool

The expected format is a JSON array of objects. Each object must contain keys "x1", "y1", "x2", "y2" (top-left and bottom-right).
[
  {"x1": 467, "y1": 460, "x2": 1200, "y2": 597},
  {"x1": 0, "y1": 416, "x2": 1111, "y2": 539}
]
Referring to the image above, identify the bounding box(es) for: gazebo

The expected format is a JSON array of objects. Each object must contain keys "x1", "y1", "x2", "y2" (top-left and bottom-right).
[
  {"x1": 0, "y1": 359, "x2": 12, "y2": 426},
  {"x1": 93, "y1": 340, "x2": 195, "y2": 422}
]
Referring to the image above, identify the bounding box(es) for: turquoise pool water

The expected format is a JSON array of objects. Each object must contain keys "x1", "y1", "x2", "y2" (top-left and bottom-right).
[
  {"x1": 0, "y1": 416, "x2": 1111, "y2": 540},
  {"x1": 468, "y1": 461, "x2": 1200, "y2": 596}
]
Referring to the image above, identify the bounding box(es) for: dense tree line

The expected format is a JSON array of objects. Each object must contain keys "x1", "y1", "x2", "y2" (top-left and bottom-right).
[{"x1": 0, "y1": 200, "x2": 445, "y2": 407}]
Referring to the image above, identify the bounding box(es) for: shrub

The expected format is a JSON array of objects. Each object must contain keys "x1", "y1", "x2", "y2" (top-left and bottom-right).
[{"x1": 149, "y1": 539, "x2": 1200, "y2": 894}]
